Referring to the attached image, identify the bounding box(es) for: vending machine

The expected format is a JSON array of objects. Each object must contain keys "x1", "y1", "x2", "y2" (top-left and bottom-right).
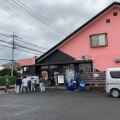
[{"x1": 65, "y1": 69, "x2": 78, "y2": 90}]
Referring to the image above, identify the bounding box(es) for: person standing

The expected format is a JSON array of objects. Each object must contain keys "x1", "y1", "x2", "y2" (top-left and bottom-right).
[
  {"x1": 54, "y1": 72, "x2": 59, "y2": 85},
  {"x1": 22, "y1": 76, "x2": 29, "y2": 93},
  {"x1": 20, "y1": 77, "x2": 23, "y2": 92},
  {"x1": 31, "y1": 77, "x2": 36, "y2": 91},
  {"x1": 39, "y1": 76, "x2": 45, "y2": 92},
  {"x1": 5, "y1": 77, "x2": 10, "y2": 93},
  {"x1": 28, "y1": 79, "x2": 31, "y2": 91},
  {"x1": 16, "y1": 76, "x2": 22, "y2": 93}
]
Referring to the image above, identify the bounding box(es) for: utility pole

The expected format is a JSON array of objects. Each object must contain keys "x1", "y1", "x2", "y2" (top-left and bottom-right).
[{"x1": 11, "y1": 32, "x2": 15, "y2": 76}]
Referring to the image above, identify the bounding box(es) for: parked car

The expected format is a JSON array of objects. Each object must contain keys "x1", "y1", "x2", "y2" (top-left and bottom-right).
[{"x1": 106, "y1": 68, "x2": 120, "y2": 98}]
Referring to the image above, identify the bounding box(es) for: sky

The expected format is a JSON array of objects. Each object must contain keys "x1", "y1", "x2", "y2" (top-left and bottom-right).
[{"x1": 0, "y1": 0, "x2": 118, "y2": 65}]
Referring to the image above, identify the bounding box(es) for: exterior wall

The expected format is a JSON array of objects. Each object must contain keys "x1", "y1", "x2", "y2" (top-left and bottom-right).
[
  {"x1": 19, "y1": 57, "x2": 35, "y2": 66},
  {"x1": 39, "y1": 50, "x2": 75, "y2": 64},
  {"x1": 59, "y1": 7, "x2": 120, "y2": 71},
  {"x1": 22, "y1": 65, "x2": 36, "y2": 75},
  {"x1": 19, "y1": 57, "x2": 38, "y2": 76}
]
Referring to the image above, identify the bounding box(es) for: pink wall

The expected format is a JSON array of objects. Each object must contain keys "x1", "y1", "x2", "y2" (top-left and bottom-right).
[
  {"x1": 59, "y1": 7, "x2": 120, "y2": 71},
  {"x1": 19, "y1": 57, "x2": 35, "y2": 66}
]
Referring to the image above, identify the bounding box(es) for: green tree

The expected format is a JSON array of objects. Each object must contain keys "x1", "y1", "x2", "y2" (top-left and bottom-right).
[{"x1": 0, "y1": 67, "x2": 21, "y2": 76}]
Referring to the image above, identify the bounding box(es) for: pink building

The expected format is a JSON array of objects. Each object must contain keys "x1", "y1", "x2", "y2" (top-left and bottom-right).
[
  {"x1": 20, "y1": 56, "x2": 36, "y2": 66},
  {"x1": 59, "y1": 4, "x2": 120, "y2": 71},
  {"x1": 19, "y1": 56, "x2": 36, "y2": 75},
  {"x1": 22, "y1": 2, "x2": 120, "y2": 86}
]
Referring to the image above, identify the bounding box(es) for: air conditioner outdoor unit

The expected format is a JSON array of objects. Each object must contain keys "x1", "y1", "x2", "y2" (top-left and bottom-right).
[
  {"x1": 82, "y1": 55, "x2": 89, "y2": 60},
  {"x1": 115, "y1": 58, "x2": 120, "y2": 63}
]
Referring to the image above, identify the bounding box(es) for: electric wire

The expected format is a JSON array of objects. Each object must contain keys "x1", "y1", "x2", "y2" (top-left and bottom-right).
[
  {"x1": 0, "y1": 43, "x2": 12, "y2": 48},
  {"x1": 0, "y1": 1, "x2": 63, "y2": 40},
  {"x1": 11, "y1": 0, "x2": 67, "y2": 35},
  {"x1": 14, "y1": 37, "x2": 48, "y2": 50},
  {"x1": 0, "y1": 42, "x2": 41, "y2": 55},
  {"x1": 0, "y1": 32, "x2": 48, "y2": 51},
  {"x1": 6, "y1": 0, "x2": 52, "y2": 32},
  {"x1": 0, "y1": 38, "x2": 45, "y2": 53},
  {"x1": 16, "y1": 0, "x2": 69, "y2": 34},
  {"x1": 15, "y1": 48, "x2": 42, "y2": 55},
  {"x1": 3, "y1": 0, "x2": 65, "y2": 37},
  {"x1": 0, "y1": 59, "x2": 12, "y2": 61},
  {"x1": 0, "y1": 32, "x2": 12, "y2": 38},
  {"x1": 15, "y1": 43, "x2": 45, "y2": 53},
  {"x1": 0, "y1": 21, "x2": 54, "y2": 40}
]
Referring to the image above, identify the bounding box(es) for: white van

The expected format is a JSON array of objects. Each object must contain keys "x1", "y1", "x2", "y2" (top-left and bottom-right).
[{"x1": 106, "y1": 68, "x2": 120, "y2": 98}]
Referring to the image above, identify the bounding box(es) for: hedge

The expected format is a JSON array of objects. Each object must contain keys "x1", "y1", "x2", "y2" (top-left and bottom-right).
[{"x1": 0, "y1": 76, "x2": 16, "y2": 86}]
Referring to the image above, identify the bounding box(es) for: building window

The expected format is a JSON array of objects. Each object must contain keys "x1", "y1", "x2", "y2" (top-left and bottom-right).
[
  {"x1": 63, "y1": 65, "x2": 69, "y2": 69},
  {"x1": 41, "y1": 66, "x2": 48, "y2": 69},
  {"x1": 63, "y1": 65, "x2": 69, "y2": 72},
  {"x1": 113, "y1": 12, "x2": 117, "y2": 16},
  {"x1": 49, "y1": 65, "x2": 58, "y2": 69},
  {"x1": 110, "y1": 71, "x2": 120, "y2": 78},
  {"x1": 90, "y1": 33, "x2": 108, "y2": 47},
  {"x1": 106, "y1": 19, "x2": 110, "y2": 23},
  {"x1": 79, "y1": 63, "x2": 92, "y2": 72},
  {"x1": 69, "y1": 64, "x2": 74, "y2": 69},
  {"x1": 24, "y1": 67, "x2": 29, "y2": 72}
]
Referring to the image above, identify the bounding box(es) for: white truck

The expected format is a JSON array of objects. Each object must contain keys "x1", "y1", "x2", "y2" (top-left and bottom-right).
[{"x1": 106, "y1": 68, "x2": 120, "y2": 98}]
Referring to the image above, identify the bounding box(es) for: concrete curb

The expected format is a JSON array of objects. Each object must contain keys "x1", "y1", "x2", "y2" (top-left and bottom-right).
[
  {"x1": 46, "y1": 86, "x2": 66, "y2": 90},
  {"x1": 0, "y1": 85, "x2": 66, "y2": 90}
]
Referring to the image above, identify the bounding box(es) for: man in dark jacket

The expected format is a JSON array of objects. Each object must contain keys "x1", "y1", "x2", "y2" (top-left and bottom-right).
[{"x1": 16, "y1": 76, "x2": 22, "y2": 93}]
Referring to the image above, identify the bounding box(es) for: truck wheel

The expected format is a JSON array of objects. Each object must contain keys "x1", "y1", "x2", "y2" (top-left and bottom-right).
[{"x1": 111, "y1": 89, "x2": 120, "y2": 98}]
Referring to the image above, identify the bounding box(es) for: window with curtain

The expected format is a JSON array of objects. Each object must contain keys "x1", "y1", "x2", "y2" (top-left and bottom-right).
[{"x1": 90, "y1": 33, "x2": 108, "y2": 47}]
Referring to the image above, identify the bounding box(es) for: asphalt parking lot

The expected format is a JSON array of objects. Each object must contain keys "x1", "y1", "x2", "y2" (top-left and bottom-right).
[{"x1": 0, "y1": 88, "x2": 119, "y2": 120}]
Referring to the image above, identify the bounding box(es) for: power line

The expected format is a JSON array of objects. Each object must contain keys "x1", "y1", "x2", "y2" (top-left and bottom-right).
[
  {"x1": 0, "y1": 32, "x2": 48, "y2": 51},
  {"x1": 16, "y1": 0, "x2": 69, "y2": 34},
  {"x1": 0, "y1": 1, "x2": 63, "y2": 40},
  {"x1": 0, "y1": 32, "x2": 12, "y2": 38},
  {"x1": 0, "y1": 59, "x2": 11, "y2": 61},
  {"x1": 0, "y1": 21, "x2": 54, "y2": 40},
  {"x1": 15, "y1": 43, "x2": 45, "y2": 53},
  {"x1": 0, "y1": 32, "x2": 43, "y2": 67},
  {"x1": 9, "y1": 0, "x2": 67, "y2": 35},
  {"x1": 15, "y1": 37, "x2": 48, "y2": 51},
  {"x1": 0, "y1": 38, "x2": 45, "y2": 53},
  {"x1": 4, "y1": 0, "x2": 66, "y2": 37},
  {"x1": 0, "y1": 43, "x2": 12, "y2": 48},
  {"x1": 0, "y1": 42, "x2": 41, "y2": 55},
  {"x1": 0, "y1": 37, "x2": 43, "y2": 53},
  {"x1": 15, "y1": 48, "x2": 42, "y2": 55}
]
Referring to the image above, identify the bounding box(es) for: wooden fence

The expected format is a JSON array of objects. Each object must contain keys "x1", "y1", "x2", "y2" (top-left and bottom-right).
[{"x1": 78, "y1": 72, "x2": 106, "y2": 90}]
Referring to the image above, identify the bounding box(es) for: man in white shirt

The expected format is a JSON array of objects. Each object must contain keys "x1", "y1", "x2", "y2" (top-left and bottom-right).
[{"x1": 22, "y1": 76, "x2": 29, "y2": 93}]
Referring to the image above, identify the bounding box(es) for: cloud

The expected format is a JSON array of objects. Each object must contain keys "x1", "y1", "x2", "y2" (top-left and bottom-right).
[{"x1": 0, "y1": 0, "x2": 119, "y2": 65}]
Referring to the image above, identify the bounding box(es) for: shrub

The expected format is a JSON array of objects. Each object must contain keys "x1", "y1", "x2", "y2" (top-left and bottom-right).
[{"x1": 0, "y1": 76, "x2": 16, "y2": 86}]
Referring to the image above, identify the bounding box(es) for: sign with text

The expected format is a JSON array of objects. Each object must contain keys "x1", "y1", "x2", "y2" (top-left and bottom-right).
[{"x1": 58, "y1": 75, "x2": 64, "y2": 84}]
